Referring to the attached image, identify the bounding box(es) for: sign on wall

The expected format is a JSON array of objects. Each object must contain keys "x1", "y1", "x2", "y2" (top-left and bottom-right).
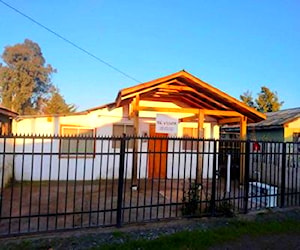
[{"x1": 156, "y1": 114, "x2": 178, "y2": 134}]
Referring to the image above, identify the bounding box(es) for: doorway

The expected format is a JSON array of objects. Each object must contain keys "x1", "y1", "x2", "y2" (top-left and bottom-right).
[{"x1": 148, "y1": 124, "x2": 168, "y2": 178}]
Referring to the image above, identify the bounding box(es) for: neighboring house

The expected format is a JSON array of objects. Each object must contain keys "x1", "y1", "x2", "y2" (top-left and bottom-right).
[
  {"x1": 222, "y1": 107, "x2": 300, "y2": 142},
  {"x1": 0, "y1": 106, "x2": 18, "y2": 135},
  {"x1": 11, "y1": 70, "x2": 265, "y2": 181},
  {"x1": 0, "y1": 106, "x2": 18, "y2": 188}
]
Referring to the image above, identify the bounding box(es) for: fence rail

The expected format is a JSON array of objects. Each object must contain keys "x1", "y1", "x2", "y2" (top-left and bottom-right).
[{"x1": 0, "y1": 135, "x2": 299, "y2": 236}]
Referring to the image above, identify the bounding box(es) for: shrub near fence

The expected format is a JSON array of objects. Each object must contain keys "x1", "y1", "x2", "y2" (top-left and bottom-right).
[{"x1": 0, "y1": 135, "x2": 299, "y2": 236}]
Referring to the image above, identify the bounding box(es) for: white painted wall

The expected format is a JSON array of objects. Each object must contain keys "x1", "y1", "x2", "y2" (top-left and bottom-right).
[
  {"x1": 0, "y1": 138, "x2": 14, "y2": 188},
  {"x1": 12, "y1": 103, "x2": 220, "y2": 181}
]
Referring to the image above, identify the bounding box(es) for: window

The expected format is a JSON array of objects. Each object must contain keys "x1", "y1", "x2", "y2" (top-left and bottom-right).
[
  {"x1": 182, "y1": 127, "x2": 200, "y2": 150},
  {"x1": 60, "y1": 126, "x2": 95, "y2": 155},
  {"x1": 112, "y1": 124, "x2": 134, "y2": 149}
]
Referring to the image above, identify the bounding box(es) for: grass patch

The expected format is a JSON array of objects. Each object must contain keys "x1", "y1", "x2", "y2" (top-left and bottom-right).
[
  {"x1": 94, "y1": 219, "x2": 300, "y2": 250},
  {"x1": 1, "y1": 216, "x2": 300, "y2": 250}
]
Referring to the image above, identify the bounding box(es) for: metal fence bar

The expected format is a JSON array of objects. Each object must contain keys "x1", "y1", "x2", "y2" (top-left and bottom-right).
[
  {"x1": 280, "y1": 142, "x2": 286, "y2": 208},
  {"x1": 243, "y1": 140, "x2": 250, "y2": 214},
  {"x1": 117, "y1": 136, "x2": 125, "y2": 227}
]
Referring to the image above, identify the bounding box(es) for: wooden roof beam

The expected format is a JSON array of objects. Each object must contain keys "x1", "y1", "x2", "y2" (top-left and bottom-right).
[
  {"x1": 138, "y1": 106, "x2": 199, "y2": 114},
  {"x1": 180, "y1": 95, "x2": 215, "y2": 110},
  {"x1": 203, "y1": 109, "x2": 242, "y2": 117},
  {"x1": 161, "y1": 85, "x2": 230, "y2": 110},
  {"x1": 218, "y1": 117, "x2": 241, "y2": 124}
]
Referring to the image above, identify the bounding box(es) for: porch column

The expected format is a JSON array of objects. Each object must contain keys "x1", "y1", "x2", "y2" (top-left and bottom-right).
[
  {"x1": 196, "y1": 110, "x2": 204, "y2": 183},
  {"x1": 132, "y1": 94, "x2": 140, "y2": 188},
  {"x1": 239, "y1": 116, "x2": 247, "y2": 184}
]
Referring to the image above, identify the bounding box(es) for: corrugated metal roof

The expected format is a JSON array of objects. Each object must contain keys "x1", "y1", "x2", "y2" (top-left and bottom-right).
[{"x1": 249, "y1": 107, "x2": 300, "y2": 129}]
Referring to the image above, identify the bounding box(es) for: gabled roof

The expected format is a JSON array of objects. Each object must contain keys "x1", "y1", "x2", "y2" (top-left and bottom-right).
[
  {"x1": 249, "y1": 107, "x2": 300, "y2": 129},
  {"x1": 116, "y1": 70, "x2": 265, "y2": 123}
]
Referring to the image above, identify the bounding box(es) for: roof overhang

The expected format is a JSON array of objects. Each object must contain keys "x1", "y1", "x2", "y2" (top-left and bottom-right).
[
  {"x1": 115, "y1": 70, "x2": 266, "y2": 123},
  {"x1": 0, "y1": 106, "x2": 18, "y2": 118}
]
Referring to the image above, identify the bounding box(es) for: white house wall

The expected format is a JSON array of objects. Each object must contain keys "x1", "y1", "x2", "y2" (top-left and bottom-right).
[
  {"x1": 12, "y1": 105, "x2": 220, "y2": 181},
  {"x1": 0, "y1": 138, "x2": 14, "y2": 188}
]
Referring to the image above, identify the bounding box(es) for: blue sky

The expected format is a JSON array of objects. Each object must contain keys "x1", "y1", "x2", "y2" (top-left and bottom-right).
[{"x1": 0, "y1": 0, "x2": 299, "y2": 111}]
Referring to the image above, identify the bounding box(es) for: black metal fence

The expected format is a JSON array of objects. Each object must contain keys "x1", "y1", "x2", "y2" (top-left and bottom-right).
[{"x1": 0, "y1": 135, "x2": 299, "y2": 236}]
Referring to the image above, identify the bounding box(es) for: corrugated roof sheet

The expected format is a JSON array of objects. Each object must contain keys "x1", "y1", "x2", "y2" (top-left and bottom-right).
[{"x1": 249, "y1": 107, "x2": 300, "y2": 129}]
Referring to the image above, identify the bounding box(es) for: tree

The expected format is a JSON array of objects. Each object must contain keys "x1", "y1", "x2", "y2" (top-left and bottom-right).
[
  {"x1": 240, "y1": 90, "x2": 255, "y2": 108},
  {"x1": 256, "y1": 86, "x2": 283, "y2": 112},
  {"x1": 0, "y1": 39, "x2": 55, "y2": 114},
  {"x1": 43, "y1": 87, "x2": 76, "y2": 114},
  {"x1": 240, "y1": 86, "x2": 283, "y2": 112}
]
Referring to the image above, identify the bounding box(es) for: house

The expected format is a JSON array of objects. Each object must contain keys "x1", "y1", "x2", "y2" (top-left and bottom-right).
[
  {"x1": 11, "y1": 70, "x2": 265, "y2": 182},
  {"x1": 0, "y1": 106, "x2": 18, "y2": 135},
  {"x1": 0, "y1": 106, "x2": 18, "y2": 188},
  {"x1": 221, "y1": 107, "x2": 300, "y2": 142}
]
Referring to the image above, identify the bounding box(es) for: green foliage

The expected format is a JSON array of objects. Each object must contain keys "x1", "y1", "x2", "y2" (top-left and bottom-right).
[
  {"x1": 43, "y1": 87, "x2": 76, "y2": 114},
  {"x1": 0, "y1": 39, "x2": 55, "y2": 114},
  {"x1": 96, "y1": 219, "x2": 300, "y2": 250},
  {"x1": 240, "y1": 86, "x2": 283, "y2": 112},
  {"x1": 240, "y1": 90, "x2": 255, "y2": 108},
  {"x1": 256, "y1": 86, "x2": 283, "y2": 112},
  {"x1": 181, "y1": 182, "x2": 201, "y2": 216}
]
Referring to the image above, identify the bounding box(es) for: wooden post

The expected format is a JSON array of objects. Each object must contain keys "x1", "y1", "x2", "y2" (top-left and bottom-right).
[
  {"x1": 239, "y1": 116, "x2": 247, "y2": 184},
  {"x1": 196, "y1": 110, "x2": 204, "y2": 183},
  {"x1": 132, "y1": 94, "x2": 139, "y2": 188}
]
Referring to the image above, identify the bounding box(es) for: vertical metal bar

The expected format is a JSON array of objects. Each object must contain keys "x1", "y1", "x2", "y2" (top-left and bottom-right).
[
  {"x1": 8, "y1": 137, "x2": 16, "y2": 234},
  {"x1": 18, "y1": 137, "x2": 25, "y2": 233},
  {"x1": 149, "y1": 137, "x2": 156, "y2": 220},
  {"x1": 121, "y1": 137, "x2": 128, "y2": 223},
  {"x1": 28, "y1": 137, "x2": 35, "y2": 232},
  {"x1": 46, "y1": 137, "x2": 53, "y2": 231},
  {"x1": 63, "y1": 137, "x2": 71, "y2": 229},
  {"x1": 169, "y1": 139, "x2": 175, "y2": 218},
  {"x1": 103, "y1": 138, "x2": 111, "y2": 225},
  {"x1": 199, "y1": 138, "x2": 205, "y2": 215},
  {"x1": 243, "y1": 140, "x2": 250, "y2": 214},
  {"x1": 89, "y1": 136, "x2": 96, "y2": 227},
  {"x1": 110, "y1": 138, "x2": 117, "y2": 225},
  {"x1": 156, "y1": 138, "x2": 163, "y2": 219},
  {"x1": 291, "y1": 142, "x2": 295, "y2": 206},
  {"x1": 128, "y1": 137, "x2": 134, "y2": 223},
  {"x1": 175, "y1": 138, "x2": 182, "y2": 216},
  {"x1": 96, "y1": 138, "x2": 104, "y2": 226},
  {"x1": 0, "y1": 137, "x2": 7, "y2": 224},
  {"x1": 136, "y1": 137, "x2": 143, "y2": 222},
  {"x1": 55, "y1": 136, "x2": 62, "y2": 230},
  {"x1": 81, "y1": 137, "x2": 88, "y2": 227},
  {"x1": 37, "y1": 137, "x2": 44, "y2": 231},
  {"x1": 72, "y1": 138, "x2": 79, "y2": 228},
  {"x1": 142, "y1": 137, "x2": 148, "y2": 221},
  {"x1": 210, "y1": 140, "x2": 217, "y2": 216},
  {"x1": 280, "y1": 142, "x2": 286, "y2": 208},
  {"x1": 117, "y1": 136, "x2": 125, "y2": 228},
  {"x1": 163, "y1": 137, "x2": 168, "y2": 219}
]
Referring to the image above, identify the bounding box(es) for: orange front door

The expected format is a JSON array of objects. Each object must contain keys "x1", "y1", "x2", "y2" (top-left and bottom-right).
[{"x1": 148, "y1": 125, "x2": 168, "y2": 178}]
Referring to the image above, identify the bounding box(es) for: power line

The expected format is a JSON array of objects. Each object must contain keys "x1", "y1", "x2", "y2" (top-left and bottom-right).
[{"x1": 0, "y1": 0, "x2": 141, "y2": 83}]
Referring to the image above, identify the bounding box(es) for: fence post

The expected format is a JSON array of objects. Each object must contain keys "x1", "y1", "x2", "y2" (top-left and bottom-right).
[
  {"x1": 280, "y1": 142, "x2": 286, "y2": 208},
  {"x1": 243, "y1": 140, "x2": 250, "y2": 214},
  {"x1": 210, "y1": 140, "x2": 217, "y2": 216},
  {"x1": 116, "y1": 135, "x2": 126, "y2": 227}
]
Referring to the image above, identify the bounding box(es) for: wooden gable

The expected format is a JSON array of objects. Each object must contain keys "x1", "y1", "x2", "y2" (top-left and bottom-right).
[{"x1": 115, "y1": 70, "x2": 266, "y2": 124}]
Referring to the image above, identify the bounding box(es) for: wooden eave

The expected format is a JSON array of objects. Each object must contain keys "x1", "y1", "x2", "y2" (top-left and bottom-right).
[
  {"x1": 115, "y1": 70, "x2": 266, "y2": 123},
  {"x1": 0, "y1": 106, "x2": 18, "y2": 118}
]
